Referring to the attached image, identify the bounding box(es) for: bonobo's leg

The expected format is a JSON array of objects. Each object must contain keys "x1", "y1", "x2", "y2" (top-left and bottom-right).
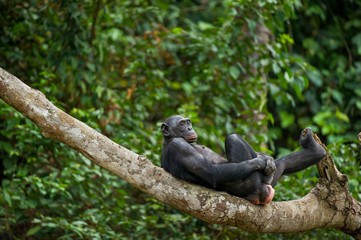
[
  {"x1": 271, "y1": 128, "x2": 327, "y2": 187},
  {"x1": 225, "y1": 134, "x2": 257, "y2": 162},
  {"x1": 224, "y1": 134, "x2": 275, "y2": 204},
  {"x1": 225, "y1": 134, "x2": 275, "y2": 177}
]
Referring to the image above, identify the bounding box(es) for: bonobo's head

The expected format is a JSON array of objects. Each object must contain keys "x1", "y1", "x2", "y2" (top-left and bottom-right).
[{"x1": 161, "y1": 115, "x2": 198, "y2": 143}]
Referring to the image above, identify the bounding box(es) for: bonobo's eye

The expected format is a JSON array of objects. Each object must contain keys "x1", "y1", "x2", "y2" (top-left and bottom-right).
[{"x1": 179, "y1": 121, "x2": 185, "y2": 127}]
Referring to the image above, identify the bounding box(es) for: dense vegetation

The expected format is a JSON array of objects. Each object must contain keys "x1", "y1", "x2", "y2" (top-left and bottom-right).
[{"x1": 0, "y1": 0, "x2": 359, "y2": 239}]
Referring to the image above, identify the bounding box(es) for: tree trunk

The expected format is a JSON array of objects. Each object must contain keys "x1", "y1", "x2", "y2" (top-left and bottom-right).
[{"x1": 0, "y1": 67, "x2": 360, "y2": 238}]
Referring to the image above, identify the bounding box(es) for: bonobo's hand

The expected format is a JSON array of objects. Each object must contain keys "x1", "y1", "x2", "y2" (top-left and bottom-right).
[{"x1": 258, "y1": 154, "x2": 275, "y2": 176}]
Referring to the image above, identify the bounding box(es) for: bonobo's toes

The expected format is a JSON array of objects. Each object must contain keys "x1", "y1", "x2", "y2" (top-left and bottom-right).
[
  {"x1": 299, "y1": 127, "x2": 314, "y2": 149},
  {"x1": 299, "y1": 127, "x2": 327, "y2": 159}
]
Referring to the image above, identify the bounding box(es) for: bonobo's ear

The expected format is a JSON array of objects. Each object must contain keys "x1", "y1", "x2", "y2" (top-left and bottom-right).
[{"x1": 161, "y1": 123, "x2": 171, "y2": 137}]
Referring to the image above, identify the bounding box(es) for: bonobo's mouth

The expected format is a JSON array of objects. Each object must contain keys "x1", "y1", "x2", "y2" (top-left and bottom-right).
[{"x1": 185, "y1": 134, "x2": 198, "y2": 143}]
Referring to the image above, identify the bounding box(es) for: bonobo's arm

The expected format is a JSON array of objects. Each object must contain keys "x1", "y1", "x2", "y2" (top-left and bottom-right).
[{"x1": 166, "y1": 138, "x2": 267, "y2": 188}]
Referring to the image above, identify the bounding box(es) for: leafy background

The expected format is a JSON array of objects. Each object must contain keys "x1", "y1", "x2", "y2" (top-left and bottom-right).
[{"x1": 0, "y1": 0, "x2": 360, "y2": 239}]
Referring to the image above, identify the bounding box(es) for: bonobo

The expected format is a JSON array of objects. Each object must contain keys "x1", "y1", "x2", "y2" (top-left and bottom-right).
[{"x1": 160, "y1": 115, "x2": 326, "y2": 205}]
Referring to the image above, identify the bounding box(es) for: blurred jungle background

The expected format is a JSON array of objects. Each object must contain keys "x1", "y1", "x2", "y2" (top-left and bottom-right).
[{"x1": 0, "y1": 0, "x2": 360, "y2": 239}]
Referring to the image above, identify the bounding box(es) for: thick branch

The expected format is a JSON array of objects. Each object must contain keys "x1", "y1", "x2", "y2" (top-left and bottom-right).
[
  {"x1": 0, "y1": 67, "x2": 360, "y2": 237},
  {"x1": 315, "y1": 135, "x2": 361, "y2": 239}
]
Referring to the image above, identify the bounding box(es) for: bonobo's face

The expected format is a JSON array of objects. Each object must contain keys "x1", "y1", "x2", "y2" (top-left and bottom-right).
[{"x1": 161, "y1": 115, "x2": 198, "y2": 143}]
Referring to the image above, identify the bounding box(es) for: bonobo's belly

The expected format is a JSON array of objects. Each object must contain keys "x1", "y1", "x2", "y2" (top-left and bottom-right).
[{"x1": 191, "y1": 144, "x2": 227, "y2": 164}]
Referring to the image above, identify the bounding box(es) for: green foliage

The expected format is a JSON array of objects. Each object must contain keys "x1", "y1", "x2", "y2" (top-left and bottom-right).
[{"x1": 0, "y1": 0, "x2": 359, "y2": 239}]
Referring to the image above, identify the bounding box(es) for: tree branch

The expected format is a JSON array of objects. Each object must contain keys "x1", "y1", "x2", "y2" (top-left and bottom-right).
[
  {"x1": 0, "y1": 67, "x2": 360, "y2": 238},
  {"x1": 314, "y1": 135, "x2": 361, "y2": 239}
]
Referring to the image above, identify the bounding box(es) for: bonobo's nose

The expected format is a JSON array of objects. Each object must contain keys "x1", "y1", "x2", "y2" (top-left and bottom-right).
[{"x1": 187, "y1": 127, "x2": 192, "y2": 131}]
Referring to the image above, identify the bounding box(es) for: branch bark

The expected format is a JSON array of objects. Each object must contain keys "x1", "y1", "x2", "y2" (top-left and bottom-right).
[{"x1": 0, "y1": 67, "x2": 360, "y2": 238}]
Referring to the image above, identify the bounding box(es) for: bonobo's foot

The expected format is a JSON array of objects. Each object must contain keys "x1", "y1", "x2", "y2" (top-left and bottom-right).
[
  {"x1": 299, "y1": 127, "x2": 316, "y2": 148},
  {"x1": 258, "y1": 154, "x2": 276, "y2": 176},
  {"x1": 299, "y1": 128, "x2": 327, "y2": 157},
  {"x1": 261, "y1": 185, "x2": 275, "y2": 205},
  {"x1": 245, "y1": 184, "x2": 275, "y2": 205}
]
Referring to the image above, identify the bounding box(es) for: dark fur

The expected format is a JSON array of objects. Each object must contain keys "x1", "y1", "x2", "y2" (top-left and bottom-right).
[{"x1": 161, "y1": 115, "x2": 326, "y2": 204}]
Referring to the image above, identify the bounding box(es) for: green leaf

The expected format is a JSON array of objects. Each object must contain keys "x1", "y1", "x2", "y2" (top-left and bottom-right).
[
  {"x1": 171, "y1": 27, "x2": 183, "y2": 34},
  {"x1": 279, "y1": 33, "x2": 294, "y2": 45},
  {"x1": 280, "y1": 111, "x2": 295, "y2": 128},
  {"x1": 229, "y1": 66, "x2": 240, "y2": 79},
  {"x1": 182, "y1": 82, "x2": 193, "y2": 96},
  {"x1": 354, "y1": 88, "x2": 361, "y2": 97},
  {"x1": 331, "y1": 89, "x2": 343, "y2": 104},
  {"x1": 3, "y1": 189, "x2": 12, "y2": 207},
  {"x1": 313, "y1": 111, "x2": 332, "y2": 125},
  {"x1": 198, "y1": 21, "x2": 214, "y2": 31},
  {"x1": 335, "y1": 110, "x2": 350, "y2": 123},
  {"x1": 352, "y1": 33, "x2": 361, "y2": 55},
  {"x1": 307, "y1": 70, "x2": 323, "y2": 87},
  {"x1": 44, "y1": 222, "x2": 57, "y2": 228},
  {"x1": 26, "y1": 226, "x2": 41, "y2": 236},
  {"x1": 356, "y1": 101, "x2": 361, "y2": 110}
]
